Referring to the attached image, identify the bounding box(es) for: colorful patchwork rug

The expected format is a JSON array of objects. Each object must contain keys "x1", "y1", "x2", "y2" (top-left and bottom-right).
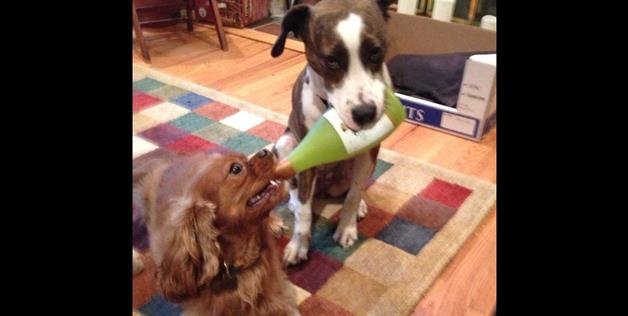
[{"x1": 132, "y1": 64, "x2": 496, "y2": 316}]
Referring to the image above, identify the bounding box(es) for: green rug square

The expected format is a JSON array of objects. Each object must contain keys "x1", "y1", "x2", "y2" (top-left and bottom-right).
[
  {"x1": 147, "y1": 85, "x2": 189, "y2": 101},
  {"x1": 133, "y1": 78, "x2": 165, "y2": 92},
  {"x1": 169, "y1": 112, "x2": 213, "y2": 133},
  {"x1": 223, "y1": 134, "x2": 270, "y2": 156},
  {"x1": 193, "y1": 123, "x2": 241, "y2": 144}
]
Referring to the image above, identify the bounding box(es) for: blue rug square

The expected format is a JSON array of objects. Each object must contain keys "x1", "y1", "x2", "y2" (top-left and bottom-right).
[
  {"x1": 376, "y1": 217, "x2": 436, "y2": 255},
  {"x1": 372, "y1": 159, "x2": 393, "y2": 180},
  {"x1": 139, "y1": 296, "x2": 181, "y2": 316},
  {"x1": 172, "y1": 92, "x2": 213, "y2": 110}
]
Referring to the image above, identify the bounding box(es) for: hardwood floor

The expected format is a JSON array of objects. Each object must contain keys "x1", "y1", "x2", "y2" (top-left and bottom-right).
[{"x1": 133, "y1": 23, "x2": 497, "y2": 316}]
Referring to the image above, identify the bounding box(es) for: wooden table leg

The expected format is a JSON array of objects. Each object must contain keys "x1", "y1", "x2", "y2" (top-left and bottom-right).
[
  {"x1": 467, "y1": 0, "x2": 479, "y2": 23},
  {"x1": 186, "y1": 0, "x2": 194, "y2": 31},
  {"x1": 209, "y1": 0, "x2": 229, "y2": 51},
  {"x1": 132, "y1": 1, "x2": 151, "y2": 62}
]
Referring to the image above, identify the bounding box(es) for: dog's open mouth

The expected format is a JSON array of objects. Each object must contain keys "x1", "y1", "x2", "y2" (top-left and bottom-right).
[{"x1": 247, "y1": 180, "x2": 280, "y2": 207}]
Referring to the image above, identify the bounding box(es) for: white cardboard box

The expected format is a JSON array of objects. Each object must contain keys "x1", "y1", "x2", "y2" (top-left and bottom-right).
[
  {"x1": 396, "y1": 54, "x2": 496, "y2": 141},
  {"x1": 384, "y1": 12, "x2": 496, "y2": 141}
]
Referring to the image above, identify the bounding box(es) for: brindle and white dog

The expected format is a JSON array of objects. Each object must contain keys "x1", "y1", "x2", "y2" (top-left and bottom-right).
[{"x1": 271, "y1": 0, "x2": 391, "y2": 265}]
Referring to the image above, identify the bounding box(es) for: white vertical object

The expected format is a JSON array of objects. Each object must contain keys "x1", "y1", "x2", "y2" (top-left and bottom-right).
[
  {"x1": 431, "y1": 0, "x2": 456, "y2": 22},
  {"x1": 270, "y1": 0, "x2": 287, "y2": 17},
  {"x1": 397, "y1": 0, "x2": 419, "y2": 15},
  {"x1": 480, "y1": 15, "x2": 497, "y2": 31}
]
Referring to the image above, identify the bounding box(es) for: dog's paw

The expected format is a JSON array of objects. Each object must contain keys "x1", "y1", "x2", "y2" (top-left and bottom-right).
[
  {"x1": 333, "y1": 224, "x2": 358, "y2": 248},
  {"x1": 287, "y1": 198, "x2": 300, "y2": 214},
  {"x1": 357, "y1": 199, "x2": 368, "y2": 219},
  {"x1": 283, "y1": 233, "x2": 310, "y2": 265},
  {"x1": 286, "y1": 188, "x2": 300, "y2": 215},
  {"x1": 132, "y1": 249, "x2": 144, "y2": 275}
]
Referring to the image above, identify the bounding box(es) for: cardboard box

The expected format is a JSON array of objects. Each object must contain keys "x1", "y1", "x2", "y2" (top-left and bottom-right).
[
  {"x1": 385, "y1": 13, "x2": 497, "y2": 141},
  {"x1": 397, "y1": 54, "x2": 496, "y2": 140}
]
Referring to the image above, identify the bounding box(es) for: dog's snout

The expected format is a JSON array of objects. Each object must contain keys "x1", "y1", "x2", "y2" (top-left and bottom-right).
[
  {"x1": 351, "y1": 104, "x2": 377, "y2": 126},
  {"x1": 249, "y1": 149, "x2": 275, "y2": 176},
  {"x1": 256, "y1": 149, "x2": 271, "y2": 159}
]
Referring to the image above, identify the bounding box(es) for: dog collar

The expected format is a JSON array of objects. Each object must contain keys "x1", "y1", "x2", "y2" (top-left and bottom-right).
[
  {"x1": 318, "y1": 95, "x2": 331, "y2": 109},
  {"x1": 208, "y1": 252, "x2": 263, "y2": 294},
  {"x1": 209, "y1": 260, "x2": 239, "y2": 294}
]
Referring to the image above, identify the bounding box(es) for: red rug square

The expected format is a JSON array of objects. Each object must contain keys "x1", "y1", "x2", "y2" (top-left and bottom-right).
[
  {"x1": 133, "y1": 92, "x2": 162, "y2": 112},
  {"x1": 286, "y1": 250, "x2": 343, "y2": 294},
  {"x1": 357, "y1": 206, "x2": 395, "y2": 237},
  {"x1": 248, "y1": 120, "x2": 287, "y2": 142},
  {"x1": 165, "y1": 135, "x2": 220, "y2": 154},
  {"x1": 397, "y1": 194, "x2": 457, "y2": 229},
  {"x1": 299, "y1": 295, "x2": 352, "y2": 316},
  {"x1": 420, "y1": 178, "x2": 473, "y2": 208},
  {"x1": 194, "y1": 102, "x2": 239, "y2": 121}
]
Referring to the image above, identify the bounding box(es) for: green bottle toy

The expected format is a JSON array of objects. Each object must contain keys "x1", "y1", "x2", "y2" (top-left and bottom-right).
[{"x1": 274, "y1": 88, "x2": 406, "y2": 179}]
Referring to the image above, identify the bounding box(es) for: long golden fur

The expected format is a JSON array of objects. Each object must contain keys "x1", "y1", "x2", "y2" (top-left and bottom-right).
[{"x1": 133, "y1": 148, "x2": 300, "y2": 316}]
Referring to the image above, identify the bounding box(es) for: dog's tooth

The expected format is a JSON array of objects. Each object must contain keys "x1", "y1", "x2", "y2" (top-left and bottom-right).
[{"x1": 248, "y1": 194, "x2": 261, "y2": 206}]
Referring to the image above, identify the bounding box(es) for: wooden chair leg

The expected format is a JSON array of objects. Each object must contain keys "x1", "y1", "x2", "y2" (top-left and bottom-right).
[
  {"x1": 132, "y1": 1, "x2": 151, "y2": 62},
  {"x1": 209, "y1": 0, "x2": 228, "y2": 51},
  {"x1": 467, "y1": 0, "x2": 479, "y2": 23},
  {"x1": 185, "y1": 0, "x2": 194, "y2": 32}
]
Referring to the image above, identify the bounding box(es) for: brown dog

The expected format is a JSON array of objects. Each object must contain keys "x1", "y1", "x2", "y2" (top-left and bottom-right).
[{"x1": 133, "y1": 148, "x2": 300, "y2": 316}]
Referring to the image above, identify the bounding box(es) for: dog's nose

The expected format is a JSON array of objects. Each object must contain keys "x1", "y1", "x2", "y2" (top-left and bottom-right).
[
  {"x1": 255, "y1": 148, "x2": 271, "y2": 159},
  {"x1": 351, "y1": 104, "x2": 377, "y2": 126}
]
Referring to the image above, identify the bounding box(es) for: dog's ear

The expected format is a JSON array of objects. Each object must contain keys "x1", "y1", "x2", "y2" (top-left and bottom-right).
[
  {"x1": 156, "y1": 200, "x2": 221, "y2": 302},
  {"x1": 133, "y1": 149, "x2": 177, "y2": 225},
  {"x1": 271, "y1": 4, "x2": 311, "y2": 58},
  {"x1": 376, "y1": 0, "x2": 391, "y2": 21}
]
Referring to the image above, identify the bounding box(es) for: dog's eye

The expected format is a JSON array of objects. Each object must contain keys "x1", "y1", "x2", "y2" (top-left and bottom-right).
[
  {"x1": 229, "y1": 163, "x2": 243, "y2": 175},
  {"x1": 369, "y1": 47, "x2": 383, "y2": 63},
  {"x1": 325, "y1": 56, "x2": 340, "y2": 70}
]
